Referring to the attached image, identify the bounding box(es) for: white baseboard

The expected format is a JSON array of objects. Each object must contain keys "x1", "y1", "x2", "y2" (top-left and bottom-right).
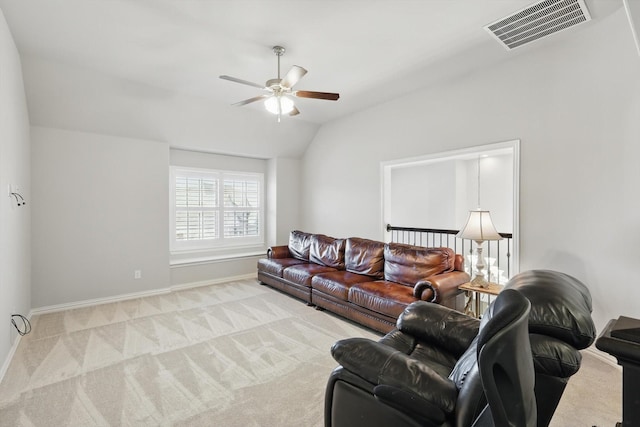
[
  {"x1": 585, "y1": 345, "x2": 620, "y2": 369},
  {"x1": 30, "y1": 273, "x2": 257, "y2": 316}
]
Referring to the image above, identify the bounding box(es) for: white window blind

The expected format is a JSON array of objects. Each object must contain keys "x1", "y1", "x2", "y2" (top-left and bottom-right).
[
  {"x1": 223, "y1": 177, "x2": 260, "y2": 238},
  {"x1": 175, "y1": 175, "x2": 218, "y2": 241},
  {"x1": 170, "y1": 167, "x2": 264, "y2": 251}
]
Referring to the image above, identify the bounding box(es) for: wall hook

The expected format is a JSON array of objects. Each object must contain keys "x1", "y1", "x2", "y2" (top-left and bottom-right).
[{"x1": 10, "y1": 192, "x2": 26, "y2": 207}]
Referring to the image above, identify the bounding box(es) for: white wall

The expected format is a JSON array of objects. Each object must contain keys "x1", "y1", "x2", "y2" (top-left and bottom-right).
[
  {"x1": 31, "y1": 127, "x2": 170, "y2": 308},
  {"x1": 390, "y1": 161, "x2": 457, "y2": 229},
  {"x1": 462, "y1": 155, "x2": 513, "y2": 233},
  {"x1": 0, "y1": 8, "x2": 31, "y2": 373},
  {"x1": 301, "y1": 9, "x2": 640, "y2": 332},
  {"x1": 387, "y1": 153, "x2": 512, "y2": 232}
]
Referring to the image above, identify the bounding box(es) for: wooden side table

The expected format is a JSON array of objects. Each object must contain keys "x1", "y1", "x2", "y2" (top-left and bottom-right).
[{"x1": 459, "y1": 282, "x2": 504, "y2": 318}]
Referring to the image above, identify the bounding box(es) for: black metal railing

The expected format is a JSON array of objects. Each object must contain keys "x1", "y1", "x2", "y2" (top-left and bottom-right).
[{"x1": 386, "y1": 224, "x2": 514, "y2": 285}]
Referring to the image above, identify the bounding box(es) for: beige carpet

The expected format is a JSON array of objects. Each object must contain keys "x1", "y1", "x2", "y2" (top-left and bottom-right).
[{"x1": 0, "y1": 279, "x2": 622, "y2": 426}]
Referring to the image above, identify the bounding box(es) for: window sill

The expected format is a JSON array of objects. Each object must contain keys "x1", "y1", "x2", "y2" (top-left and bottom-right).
[{"x1": 170, "y1": 250, "x2": 265, "y2": 267}]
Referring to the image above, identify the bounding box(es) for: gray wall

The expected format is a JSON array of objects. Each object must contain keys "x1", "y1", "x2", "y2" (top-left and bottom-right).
[
  {"x1": 267, "y1": 157, "x2": 301, "y2": 246},
  {"x1": 0, "y1": 9, "x2": 31, "y2": 372},
  {"x1": 28, "y1": 135, "x2": 301, "y2": 307},
  {"x1": 301, "y1": 8, "x2": 640, "y2": 332},
  {"x1": 31, "y1": 127, "x2": 170, "y2": 307}
]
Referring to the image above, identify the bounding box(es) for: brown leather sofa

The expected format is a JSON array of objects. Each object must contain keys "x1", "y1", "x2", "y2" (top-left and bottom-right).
[{"x1": 257, "y1": 230, "x2": 470, "y2": 333}]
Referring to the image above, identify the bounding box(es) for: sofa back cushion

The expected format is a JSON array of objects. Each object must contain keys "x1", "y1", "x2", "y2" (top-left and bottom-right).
[
  {"x1": 384, "y1": 243, "x2": 455, "y2": 287},
  {"x1": 345, "y1": 238, "x2": 385, "y2": 279},
  {"x1": 288, "y1": 230, "x2": 313, "y2": 261},
  {"x1": 309, "y1": 234, "x2": 346, "y2": 269}
]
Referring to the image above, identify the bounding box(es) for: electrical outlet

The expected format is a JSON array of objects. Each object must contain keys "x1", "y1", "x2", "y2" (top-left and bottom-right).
[{"x1": 134, "y1": 270, "x2": 142, "y2": 279}]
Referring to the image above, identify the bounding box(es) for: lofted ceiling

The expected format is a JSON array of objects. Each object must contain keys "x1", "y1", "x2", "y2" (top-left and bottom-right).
[{"x1": 0, "y1": 0, "x2": 621, "y2": 158}]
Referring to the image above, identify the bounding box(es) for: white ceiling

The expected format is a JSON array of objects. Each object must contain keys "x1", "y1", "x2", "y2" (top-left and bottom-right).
[{"x1": 0, "y1": 0, "x2": 622, "y2": 157}]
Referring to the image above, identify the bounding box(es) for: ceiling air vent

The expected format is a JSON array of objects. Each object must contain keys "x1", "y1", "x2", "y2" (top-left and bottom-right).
[{"x1": 485, "y1": 0, "x2": 591, "y2": 50}]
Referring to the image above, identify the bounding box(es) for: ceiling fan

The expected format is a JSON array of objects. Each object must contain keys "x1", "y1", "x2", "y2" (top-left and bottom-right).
[{"x1": 220, "y1": 46, "x2": 340, "y2": 121}]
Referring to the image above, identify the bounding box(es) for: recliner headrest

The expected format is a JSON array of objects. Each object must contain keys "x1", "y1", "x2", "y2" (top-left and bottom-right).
[{"x1": 505, "y1": 270, "x2": 596, "y2": 349}]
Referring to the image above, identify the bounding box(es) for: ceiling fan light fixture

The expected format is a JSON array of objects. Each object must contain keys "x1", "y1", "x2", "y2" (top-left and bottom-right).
[
  {"x1": 264, "y1": 95, "x2": 294, "y2": 115},
  {"x1": 220, "y1": 45, "x2": 339, "y2": 120}
]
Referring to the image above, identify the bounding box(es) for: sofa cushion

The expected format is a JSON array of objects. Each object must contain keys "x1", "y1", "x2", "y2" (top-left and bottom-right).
[
  {"x1": 349, "y1": 281, "x2": 416, "y2": 318},
  {"x1": 289, "y1": 230, "x2": 313, "y2": 261},
  {"x1": 257, "y1": 257, "x2": 307, "y2": 277},
  {"x1": 309, "y1": 234, "x2": 346, "y2": 269},
  {"x1": 283, "y1": 264, "x2": 337, "y2": 287},
  {"x1": 345, "y1": 238, "x2": 385, "y2": 279},
  {"x1": 384, "y1": 243, "x2": 455, "y2": 287},
  {"x1": 312, "y1": 271, "x2": 373, "y2": 300}
]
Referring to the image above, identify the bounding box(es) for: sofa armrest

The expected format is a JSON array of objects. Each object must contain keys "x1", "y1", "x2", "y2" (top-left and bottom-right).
[
  {"x1": 414, "y1": 271, "x2": 470, "y2": 303},
  {"x1": 267, "y1": 245, "x2": 291, "y2": 259},
  {"x1": 331, "y1": 337, "x2": 459, "y2": 416}
]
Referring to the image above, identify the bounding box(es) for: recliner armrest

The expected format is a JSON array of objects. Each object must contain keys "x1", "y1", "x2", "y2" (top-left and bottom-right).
[
  {"x1": 373, "y1": 384, "x2": 447, "y2": 425},
  {"x1": 414, "y1": 271, "x2": 470, "y2": 303},
  {"x1": 267, "y1": 245, "x2": 291, "y2": 259},
  {"x1": 529, "y1": 333, "x2": 582, "y2": 378},
  {"x1": 396, "y1": 301, "x2": 480, "y2": 357},
  {"x1": 331, "y1": 338, "x2": 459, "y2": 415}
]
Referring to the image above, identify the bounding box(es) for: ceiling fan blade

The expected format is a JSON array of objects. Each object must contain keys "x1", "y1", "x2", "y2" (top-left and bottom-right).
[
  {"x1": 289, "y1": 106, "x2": 300, "y2": 116},
  {"x1": 220, "y1": 75, "x2": 266, "y2": 90},
  {"x1": 280, "y1": 66, "x2": 308, "y2": 89},
  {"x1": 232, "y1": 95, "x2": 269, "y2": 106},
  {"x1": 294, "y1": 90, "x2": 340, "y2": 101}
]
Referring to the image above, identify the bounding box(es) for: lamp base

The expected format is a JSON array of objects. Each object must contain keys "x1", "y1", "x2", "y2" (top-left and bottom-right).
[{"x1": 469, "y1": 274, "x2": 490, "y2": 289}]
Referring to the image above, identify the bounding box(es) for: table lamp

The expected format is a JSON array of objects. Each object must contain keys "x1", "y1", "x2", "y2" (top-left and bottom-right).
[{"x1": 457, "y1": 209, "x2": 503, "y2": 288}]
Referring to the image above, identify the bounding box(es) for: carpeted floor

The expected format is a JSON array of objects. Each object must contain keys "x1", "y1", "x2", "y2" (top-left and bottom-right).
[{"x1": 0, "y1": 279, "x2": 622, "y2": 426}]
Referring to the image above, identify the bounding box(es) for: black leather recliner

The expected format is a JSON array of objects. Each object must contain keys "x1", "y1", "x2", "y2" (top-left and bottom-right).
[
  {"x1": 324, "y1": 270, "x2": 596, "y2": 427},
  {"x1": 470, "y1": 289, "x2": 535, "y2": 427}
]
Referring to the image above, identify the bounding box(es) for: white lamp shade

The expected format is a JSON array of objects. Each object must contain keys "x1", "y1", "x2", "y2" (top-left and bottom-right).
[
  {"x1": 264, "y1": 95, "x2": 294, "y2": 114},
  {"x1": 457, "y1": 210, "x2": 503, "y2": 241}
]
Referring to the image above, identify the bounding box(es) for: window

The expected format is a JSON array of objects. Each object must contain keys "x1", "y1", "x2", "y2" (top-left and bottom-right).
[{"x1": 170, "y1": 167, "x2": 264, "y2": 251}]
